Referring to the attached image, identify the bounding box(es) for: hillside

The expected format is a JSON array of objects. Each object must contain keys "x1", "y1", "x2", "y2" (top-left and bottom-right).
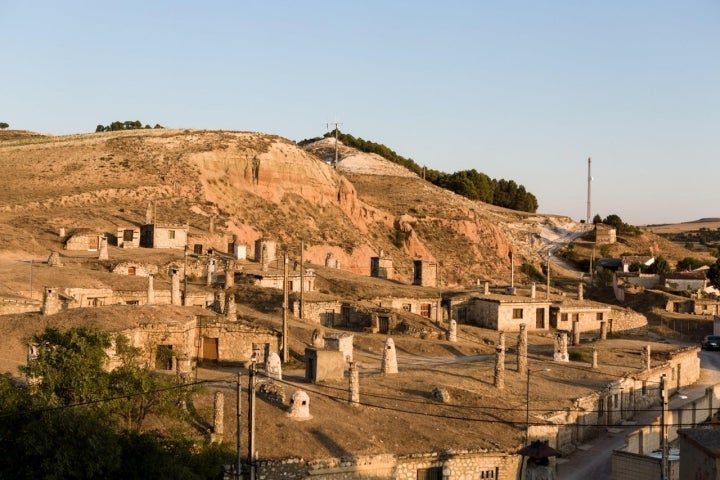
[{"x1": 0, "y1": 128, "x2": 589, "y2": 286}]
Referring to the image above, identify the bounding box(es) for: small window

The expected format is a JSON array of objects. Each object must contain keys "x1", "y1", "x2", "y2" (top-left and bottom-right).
[
  {"x1": 123, "y1": 229, "x2": 134, "y2": 241},
  {"x1": 572, "y1": 313, "x2": 579, "y2": 322},
  {"x1": 417, "y1": 467, "x2": 442, "y2": 480},
  {"x1": 420, "y1": 303, "x2": 431, "y2": 318},
  {"x1": 513, "y1": 308, "x2": 523, "y2": 319},
  {"x1": 168, "y1": 230, "x2": 176, "y2": 239},
  {"x1": 561, "y1": 313, "x2": 569, "y2": 322},
  {"x1": 479, "y1": 468, "x2": 498, "y2": 479},
  {"x1": 403, "y1": 303, "x2": 412, "y2": 312},
  {"x1": 596, "y1": 312, "x2": 604, "y2": 321}
]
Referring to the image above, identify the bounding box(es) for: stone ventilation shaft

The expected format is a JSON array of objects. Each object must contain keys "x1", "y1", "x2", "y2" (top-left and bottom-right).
[
  {"x1": 381, "y1": 338, "x2": 398, "y2": 374},
  {"x1": 288, "y1": 390, "x2": 311, "y2": 420},
  {"x1": 147, "y1": 274, "x2": 155, "y2": 305},
  {"x1": 642, "y1": 345, "x2": 651, "y2": 371},
  {"x1": 348, "y1": 362, "x2": 360, "y2": 407},
  {"x1": 447, "y1": 319, "x2": 458, "y2": 342},
  {"x1": 212, "y1": 391, "x2": 224, "y2": 442},
  {"x1": 224, "y1": 292, "x2": 237, "y2": 322},
  {"x1": 98, "y1": 236, "x2": 109, "y2": 260},
  {"x1": 265, "y1": 352, "x2": 282, "y2": 380},
  {"x1": 42, "y1": 287, "x2": 60, "y2": 315},
  {"x1": 311, "y1": 329, "x2": 325, "y2": 348},
  {"x1": 170, "y1": 268, "x2": 181, "y2": 306},
  {"x1": 494, "y1": 331, "x2": 506, "y2": 389},
  {"x1": 553, "y1": 332, "x2": 569, "y2": 362}
]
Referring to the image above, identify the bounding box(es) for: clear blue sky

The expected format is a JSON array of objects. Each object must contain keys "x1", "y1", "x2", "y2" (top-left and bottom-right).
[{"x1": 2, "y1": 1, "x2": 718, "y2": 225}]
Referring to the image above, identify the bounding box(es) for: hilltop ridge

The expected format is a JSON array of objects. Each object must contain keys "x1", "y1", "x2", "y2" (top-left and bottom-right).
[{"x1": 0, "y1": 128, "x2": 586, "y2": 284}]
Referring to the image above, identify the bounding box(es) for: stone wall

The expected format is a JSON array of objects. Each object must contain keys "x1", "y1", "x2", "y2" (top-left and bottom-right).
[
  {"x1": 0, "y1": 297, "x2": 41, "y2": 315},
  {"x1": 371, "y1": 296, "x2": 441, "y2": 321},
  {"x1": 249, "y1": 451, "x2": 520, "y2": 480},
  {"x1": 529, "y1": 347, "x2": 702, "y2": 455},
  {"x1": 293, "y1": 300, "x2": 342, "y2": 325},
  {"x1": 609, "y1": 306, "x2": 648, "y2": 334}
]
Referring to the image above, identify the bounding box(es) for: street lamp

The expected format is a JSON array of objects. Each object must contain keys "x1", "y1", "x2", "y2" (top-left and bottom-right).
[{"x1": 526, "y1": 368, "x2": 551, "y2": 445}]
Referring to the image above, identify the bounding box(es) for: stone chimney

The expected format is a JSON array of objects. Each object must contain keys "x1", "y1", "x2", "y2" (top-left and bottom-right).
[
  {"x1": 224, "y1": 292, "x2": 237, "y2": 322},
  {"x1": 578, "y1": 282, "x2": 584, "y2": 301},
  {"x1": 447, "y1": 319, "x2": 457, "y2": 342},
  {"x1": 225, "y1": 262, "x2": 235, "y2": 289},
  {"x1": 58, "y1": 227, "x2": 66, "y2": 238},
  {"x1": 642, "y1": 345, "x2": 651, "y2": 371},
  {"x1": 311, "y1": 328, "x2": 325, "y2": 348},
  {"x1": 42, "y1": 287, "x2": 60, "y2": 315},
  {"x1": 147, "y1": 274, "x2": 155, "y2": 305},
  {"x1": 494, "y1": 332, "x2": 506, "y2": 389},
  {"x1": 381, "y1": 338, "x2": 398, "y2": 374},
  {"x1": 265, "y1": 352, "x2": 282, "y2": 380},
  {"x1": 288, "y1": 390, "x2": 311, "y2": 420},
  {"x1": 530, "y1": 282, "x2": 536, "y2": 299},
  {"x1": 209, "y1": 215, "x2": 215, "y2": 234},
  {"x1": 170, "y1": 268, "x2": 181, "y2": 306},
  {"x1": 98, "y1": 236, "x2": 109, "y2": 260},
  {"x1": 348, "y1": 362, "x2": 359, "y2": 407},
  {"x1": 47, "y1": 251, "x2": 62, "y2": 267},
  {"x1": 212, "y1": 391, "x2": 224, "y2": 441},
  {"x1": 484, "y1": 281, "x2": 490, "y2": 295},
  {"x1": 517, "y1": 324, "x2": 527, "y2": 375},
  {"x1": 553, "y1": 332, "x2": 569, "y2": 362}
]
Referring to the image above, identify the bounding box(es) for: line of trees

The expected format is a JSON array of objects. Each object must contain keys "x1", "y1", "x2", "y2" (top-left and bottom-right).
[
  {"x1": 302, "y1": 130, "x2": 539, "y2": 213},
  {"x1": 96, "y1": 120, "x2": 164, "y2": 132},
  {"x1": 0, "y1": 326, "x2": 232, "y2": 478}
]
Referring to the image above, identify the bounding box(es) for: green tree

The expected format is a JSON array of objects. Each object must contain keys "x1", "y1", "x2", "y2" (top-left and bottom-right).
[
  {"x1": 603, "y1": 214, "x2": 624, "y2": 230},
  {"x1": 0, "y1": 122, "x2": 9, "y2": 130},
  {"x1": 593, "y1": 214, "x2": 603, "y2": 224},
  {"x1": 22, "y1": 327, "x2": 112, "y2": 407},
  {"x1": 647, "y1": 255, "x2": 671, "y2": 274},
  {"x1": 708, "y1": 259, "x2": 720, "y2": 289},
  {"x1": 677, "y1": 257, "x2": 706, "y2": 271}
]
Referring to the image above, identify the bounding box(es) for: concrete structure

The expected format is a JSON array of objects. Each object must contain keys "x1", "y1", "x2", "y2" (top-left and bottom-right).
[
  {"x1": 325, "y1": 252, "x2": 340, "y2": 269},
  {"x1": 304, "y1": 347, "x2": 345, "y2": 382},
  {"x1": 370, "y1": 253, "x2": 394, "y2": 280},
  {"x1": 324, "y1": 333, "x2": 354, "y2": 362},
  {"x1": 348, "y1": 362, "x2": 359, "y2": 407},
  {"x1": 666, "y1": 297, "x2": 720, "y2": 315},
  {"x1": 139, "y1": 223, "x2": 188, "y2": 249},
  {"x1": 413, "y1": 259, "x2": 438, "y2": 287},
  {"x1": 116, "y1": 226, "x2": 140, "y2": 248}
]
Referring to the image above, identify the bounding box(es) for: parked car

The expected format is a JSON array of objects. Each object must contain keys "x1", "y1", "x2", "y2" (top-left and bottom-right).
[{"x1": 701, "y1": 335, "x2": 720, "y2": 350}]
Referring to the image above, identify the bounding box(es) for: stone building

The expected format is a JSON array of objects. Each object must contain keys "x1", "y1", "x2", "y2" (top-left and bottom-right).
[
  {"x1": 662, "y1": 271, "x2": 708, "y2": 292},
  {"x1": 63, "y1": 229, "x2": 103, "y2": 251},
  {"x1": 116, "y1": 225, "x2": 140, "y2": 248},
  {"x1": 550, "y1": 298, "x2": 613, "y2": 333},
  {"x1": 139, "y1": 223, "x2": 188, "y2": 249},
  {"x1": 595, "y1": 223, "x2": 617, "y2": 244},
  {"x1": 370, "y1": 253, "x2": 394, "y2": 280},
  {"x1": 467, "y1": 293, "x2": 551, "y2": 331},
  {"x1": 254, "y1": 238, "x2": 277, "y2": 263},
  {"x1": 413, "y1": 259, "x2": 438, "y2": 287}
]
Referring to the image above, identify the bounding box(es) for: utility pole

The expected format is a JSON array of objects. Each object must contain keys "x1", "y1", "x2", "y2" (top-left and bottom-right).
[
  {"x1": 248, "y1": 356, "x2": 257, "y2": 480},
  {"x1": 299, "y1": 239, "x2": 304, "y2": 321},
  {"x1": 326, "y1": 122, "x2": 342, "y2": 167},
  {"x1": 586, "y1": 157, "x2": 592, "y2": 224},
  {"x1": 183, "y1": 246, "x2": 188, "y2": 306},
  {"x1": 660, "y1": 374, "x2": 669, "y2": 480},
  {"x1": 236, "y1": 372, "x2": 242, "y2": 479},
  {"x1": 545, "y1": 253, "x2": 551, "y2": 300},
  {"x1": 29, "y1": 259, "x2": 33, "y2": 300},
  {"x1": 282, "y1": 254, "x2": 289, "y2": 363}
]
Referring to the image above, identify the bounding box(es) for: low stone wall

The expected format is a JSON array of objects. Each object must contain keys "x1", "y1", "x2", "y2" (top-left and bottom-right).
[
  {"x1": 0, "y1": 298, "x2": 41, "y2": 315},
  {"x1": 610, "y1": 306, "x2": 648, "y2": 335},
  {"x1": 249, "y1": 450, "x2": 520, "y2": 480}
]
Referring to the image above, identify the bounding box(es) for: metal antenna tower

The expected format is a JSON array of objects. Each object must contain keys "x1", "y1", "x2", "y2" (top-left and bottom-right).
[
  {"x1": 586, "y1": 157, "x2": 592, "y2": 224},
  {"x1": 326, "y1": 121, "x2": 342, "y2": 167}
]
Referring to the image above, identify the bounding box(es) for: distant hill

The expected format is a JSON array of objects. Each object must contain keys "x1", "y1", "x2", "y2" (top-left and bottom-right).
[{"x1": 0, "y1": 128, "x2": 591, "y2": 285}]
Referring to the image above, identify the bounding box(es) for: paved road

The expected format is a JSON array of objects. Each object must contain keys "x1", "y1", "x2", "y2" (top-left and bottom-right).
[{"x1": 557, "y1": 348, "x2": 720, "y2": 480}]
